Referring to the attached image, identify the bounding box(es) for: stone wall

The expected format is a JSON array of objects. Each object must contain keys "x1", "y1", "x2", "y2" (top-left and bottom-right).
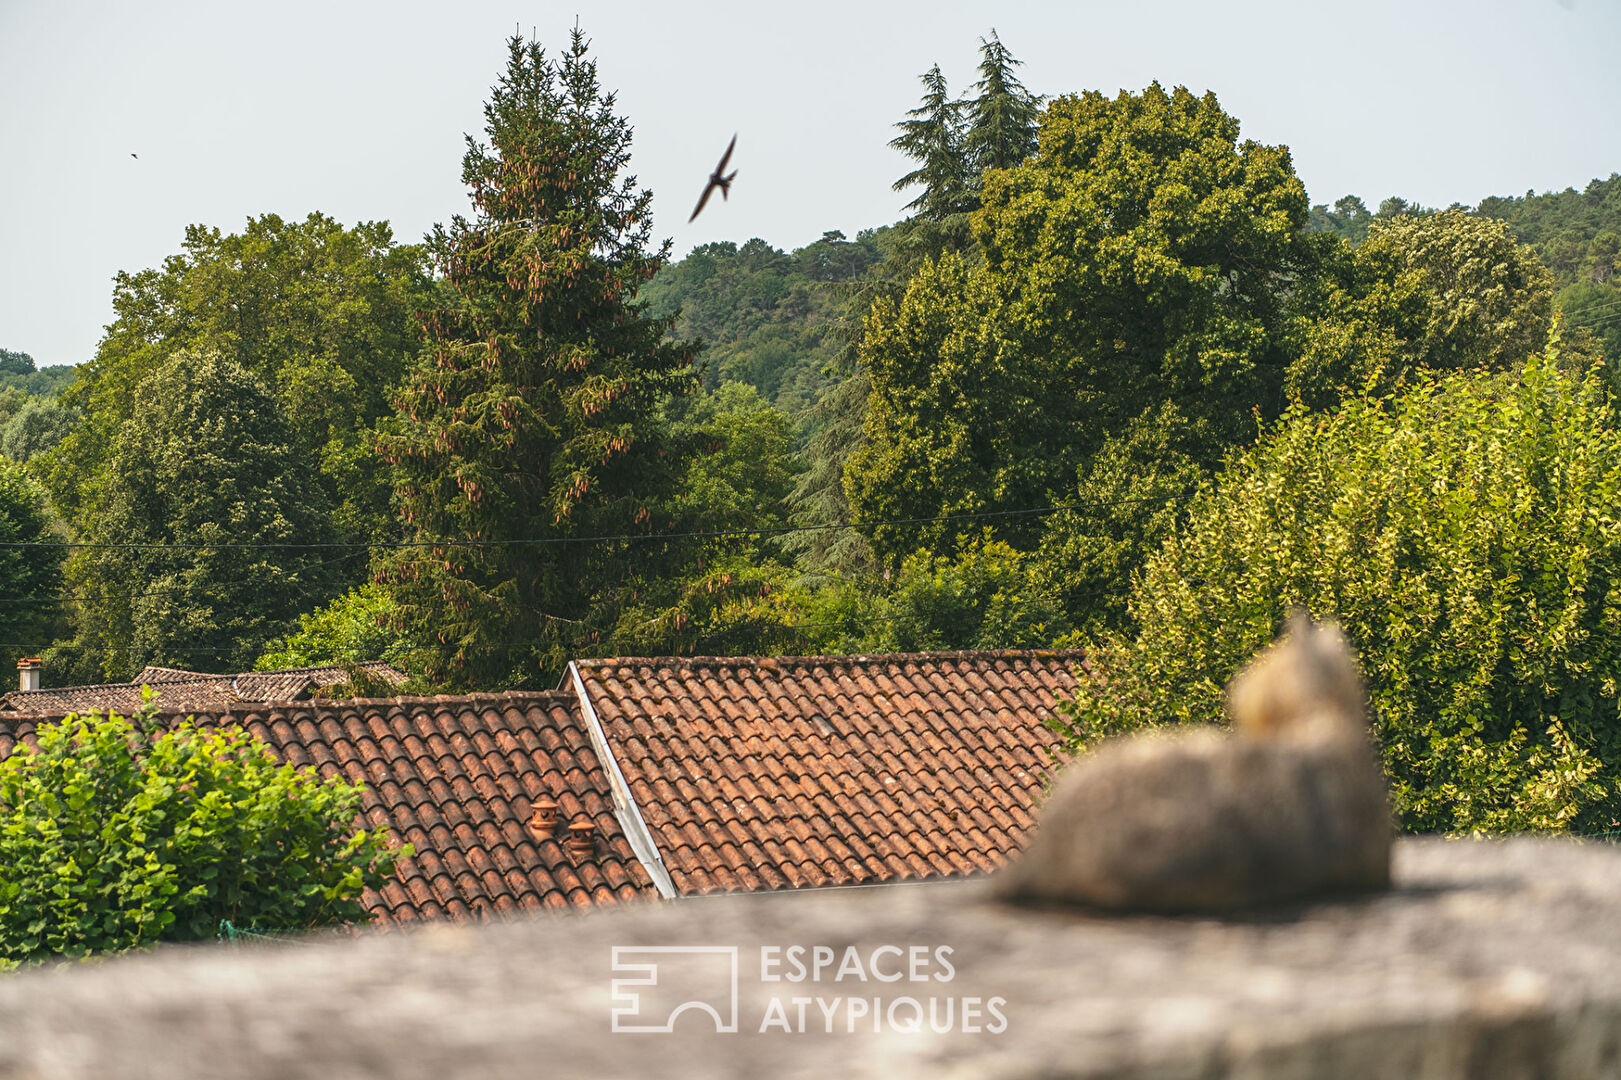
[{"x1": 1, "y1": 838, "x2": 1619, "y2": 1079}]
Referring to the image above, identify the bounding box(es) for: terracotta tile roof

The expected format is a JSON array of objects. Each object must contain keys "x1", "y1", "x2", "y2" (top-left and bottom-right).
[
  {"x1": 1, "y1": 663, "x2": 410, "y2": 716},
  {"x1": 0, "y1": 692, "x2": 657, "y2": 923},
  {"x1": 574, "y1": 650, "x2": 1078, "y2": 896}
]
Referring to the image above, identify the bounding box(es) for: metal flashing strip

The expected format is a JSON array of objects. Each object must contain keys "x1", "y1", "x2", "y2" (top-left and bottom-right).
[{"x1": 568, "y1": 661, "x2": 678, "y2": 900}]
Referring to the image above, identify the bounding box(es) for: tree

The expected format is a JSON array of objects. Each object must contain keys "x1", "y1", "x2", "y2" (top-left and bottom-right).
[
  {"x1": 0, "y1": 387, "x2": 28, "y2": 432},
  {"x1": 599, "y1": 383, "x2": 808, "y2": 657},
  {"x1": 0, "y1": 706, "x2": 401, "y2": 964},
  {"x1": 0, "y1": 350, "x2": 34, "y2": 377},
  {"x1": 889, "y1": 64, "x2": 971, "y2": 223},
  {"x1": 1475, "y1": 174, "x2": 1621, "y2": 362},
  {"x1": 40, "y1": 213, "x2": 429, "y2": 547},
  {"x1": 783, "y1": 353, "x2": 876, "y2": 576},
  {"x1": 375, "y1": 30, "x2": 695, "y2": 690},
  {"x1": 70, "y1": 350, "x2": 338, "y2": 677},
  {"x1": 1057, "y1": 338, "x2": 1621, "y2": 834},
  {"x1": 665, "y1": 382, "x2": 797, "y2": 538},
  {"x1": 637, "y1": 229, "x2": 887, "y2": 413},
  {"x1": 1290, "y1": 209, "x2": 1558, "y2": 406},
  {"x1": 865, "y1": 535, "x2": 1070, "y2": 652},
  {"x1": 0, "y1": 461, "x2": 64, "y2": 675},
  {"x1": 1, "y1": 398, "x2": 78, "y2": 462},
  {"x1": 847, "y1": 83, "x2": 1316, "y2": 626},
  {"x1": 961, "y1": 29, "x2": 1041, "y2": 179},
  {"x1": 255, "y1": 583, "x2": 418, "y2": 674},
  {"x1": 1307, "y1": 195, "x2": 1374, "y2": 245}
]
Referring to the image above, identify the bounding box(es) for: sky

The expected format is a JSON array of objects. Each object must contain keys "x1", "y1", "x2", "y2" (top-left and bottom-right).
[{"x1": 1, "y1": 0, "x2": 1618, "y2": 371}]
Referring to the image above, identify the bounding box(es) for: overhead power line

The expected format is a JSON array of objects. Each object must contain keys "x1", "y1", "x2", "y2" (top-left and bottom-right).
[{"x1": 0, "y1": 492, "x2": 1197, "y2": 554}]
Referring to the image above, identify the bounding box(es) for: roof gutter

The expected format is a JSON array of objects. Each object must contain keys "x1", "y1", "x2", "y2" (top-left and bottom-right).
[{"x1": 567, "y1": 661, "x2": 678, "y2": 900}]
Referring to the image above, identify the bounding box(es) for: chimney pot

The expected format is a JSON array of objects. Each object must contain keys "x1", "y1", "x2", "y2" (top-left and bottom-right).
[
  {"x1": 17, "y1": 657, "x2": 41, "y2": 693},
  {"x1": 565, "y1": 820, "x2": 595, "y2": 857},
  {"x1": 527, "y1": 799, "x2": 559, "y2": 835}
]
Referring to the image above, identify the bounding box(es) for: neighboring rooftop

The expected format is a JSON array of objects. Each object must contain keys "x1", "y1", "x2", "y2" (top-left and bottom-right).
[
  {"x1": 0, "y1": 661, "x2": 409, "y2": 716},
  {"x1": 0, "y1": 649, "x2": 1082, "y2": 922},
  {"x1": 574, "y1": 650, "x2": 1079, "y2": 895}
]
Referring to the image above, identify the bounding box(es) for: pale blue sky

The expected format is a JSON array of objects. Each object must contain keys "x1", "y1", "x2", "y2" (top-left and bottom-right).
[{"x1": 2, "y1": 0, "x2": 1617, "y2": 370}]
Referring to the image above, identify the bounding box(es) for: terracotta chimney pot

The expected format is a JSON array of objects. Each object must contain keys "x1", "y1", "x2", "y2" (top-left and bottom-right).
[
  {"x1": 565, "y1": 820, "x2": 595, "y2": 857},
  {"x1": 527, "y1": 799, "x2": 559, "y2": 835}
]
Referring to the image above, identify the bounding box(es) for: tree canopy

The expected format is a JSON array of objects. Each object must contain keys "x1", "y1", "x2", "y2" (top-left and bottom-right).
[
  {"x1": 962, "y1": 29, "x2": 1042, "y2": 178},
  {"x1": 847, "y1": 83, "x2": 1319, "y2": 624},
  {"x1": 69, "y1": 350, "x2": 338, "y2": 677},
  {"x1": 1057, "y1": 338, "x2": 1621, "y2": 834},
  {"x1": 0, "y1": 461, "x2": 64, "y2": 677},
  {"x1": 40, "y1": 212, "x2": 429, "y2": 546}
]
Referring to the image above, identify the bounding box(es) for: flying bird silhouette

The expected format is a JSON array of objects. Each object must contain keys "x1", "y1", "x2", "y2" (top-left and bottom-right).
[
  {"x1": 689, "y1": 134, "x2": 737, "y2": 223},
  {"x1": 130, "y1": 153, "x2": 138, "y2": 160}
]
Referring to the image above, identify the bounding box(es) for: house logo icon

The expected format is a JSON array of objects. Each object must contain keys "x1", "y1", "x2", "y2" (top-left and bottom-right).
[{"x1": 610, "y1": 946, "x2": 740, "y2": 1033}]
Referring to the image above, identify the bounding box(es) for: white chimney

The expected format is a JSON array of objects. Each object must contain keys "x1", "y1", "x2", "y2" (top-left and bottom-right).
[{"x1": 17, "y1": 657, "x2": 41, "y2": 693}]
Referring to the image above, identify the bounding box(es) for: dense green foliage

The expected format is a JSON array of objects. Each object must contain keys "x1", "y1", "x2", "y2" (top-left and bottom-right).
[
  {"x1": 1056, "y1": 342, "x2": 1621, "y2": 834},
  {"x1": 376, "y1": 31, "x2": 695, "y2": 689},
  {"x1": 1307, "y1": 195, "x2": 1376, "y2": 245},
  {"x1": 69, "y1": 351, "x2": 339, "y2": 677},
  {"x1": 961, "y1": 30, "x2": 1042, "y2": 179},
  {"x1": 1291, "y1": 209, "x2": 1559, "y2": 407},
  {"x1": 1309, "y1": 176, "x2": 1621, "y2": 365},
  {"x1": 1, "y1": 398, "x2": 77, "y2": 463},
  {"x1": 255, "y1": 583, "x2": 417, "y2": 673},
  {"x1": 0, "y1": 707, "x2": 400, "y2": 965},
  {"x1": 884, "y1": 31, "x2": 1042, "y2": 268},
  {"x1": 638, "y1": 231, "x2": 888, "y2": 416},
  {"x1": 848, "y1": 82, "x2": 1320, "y2": 625},
  {"x1": 10, "y1": 23, "x2": 1621, "y2": 845},
  {"x1": 0, "y1": 352, "x2": 80, "y2": 461},
  {"x1": 856, "y1": 536, "x2": 1070, "y2": 651},
  {"x1": 0, "y1": 461, "x2": 64, "y2": 677},
  {"x1": 891, "y1": 64, "x2": 972, "y2": 223},
  {"x1": 0, "y1": 351, "x2": 75, "y2": 399},
  {"x1": 1478, "y1": 174, "x2": 1621, "y2": 362},
  {"x1": 39, "y1": 212, "x2": 429, "y2": 548}
]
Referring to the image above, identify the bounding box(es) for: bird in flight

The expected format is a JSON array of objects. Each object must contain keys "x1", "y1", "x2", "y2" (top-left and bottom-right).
[
  {"x1": 689, "y1": 134, "x2": 737, "y2": 223},
  {"x1": 130, "y1": 153, "x2": 138, "y2": 160}
]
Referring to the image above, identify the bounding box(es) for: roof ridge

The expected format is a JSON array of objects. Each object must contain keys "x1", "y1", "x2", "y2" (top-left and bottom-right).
[
  {"x1": 6, "y1": 674, "x2": 236, "y2": 696},
  {"x1": 0, "y1": 688, "x2": 580, "y2": 723},
  {"x1": 576, "y1": 648, "x2": 1087, "y2": 670},
  {"x1": 245, "y1": 661, "x2": 403, "y2": 676}
]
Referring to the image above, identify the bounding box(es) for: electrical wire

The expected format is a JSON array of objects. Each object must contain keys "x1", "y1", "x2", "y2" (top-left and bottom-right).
[{"x1": 0, "y1": 491, "x2": 1195, "y2": 553}]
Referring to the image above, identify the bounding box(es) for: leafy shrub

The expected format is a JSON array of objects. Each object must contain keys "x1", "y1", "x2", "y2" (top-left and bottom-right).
[
  {"x1": 803, "y1": 535, "x2": 1074, "y2": 654},
  {"x1": 256, "y1": 583, "x2": 417, "y2": 673},
  {"x1": 0, "y1": 706, "x2": 402, "y2": 965},
  {"x1": 1055, "y1": 339, "x2": 1621, "y2": 834},
  {"x1": 0, "y1": 398, "x2": 78, "y2": 462}
]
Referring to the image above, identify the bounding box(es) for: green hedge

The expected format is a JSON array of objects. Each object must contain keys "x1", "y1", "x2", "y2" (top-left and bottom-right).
[{"x1": 0, "y1": 707, "x2": 402, "y2": 965}]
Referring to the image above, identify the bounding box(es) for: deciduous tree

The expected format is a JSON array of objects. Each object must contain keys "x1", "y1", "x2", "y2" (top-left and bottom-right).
[
  {"x1": 71, "y1": 350, "x2": 337, "y2": 676},
  {"x1": 41, "y1": 213, "x2": 428, "y2": 547},
  {"x1": 848, "y1": 83, "x2": 1316, "y2": 626},
  {"x1": 1057, "y1": 339, "x2": 1621, "y2": 833}
]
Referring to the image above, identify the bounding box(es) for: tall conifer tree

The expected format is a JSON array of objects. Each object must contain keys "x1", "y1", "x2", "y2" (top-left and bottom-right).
[
  {"x1": 962, "y1": 30, "x2": 1042, "y2": 178},
  {"x1": 889, "y1": 65, "x2": 971, "y2": 222},
  {"x1": 376, "y1": 30, "x2": 694, "y2": 689}
]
